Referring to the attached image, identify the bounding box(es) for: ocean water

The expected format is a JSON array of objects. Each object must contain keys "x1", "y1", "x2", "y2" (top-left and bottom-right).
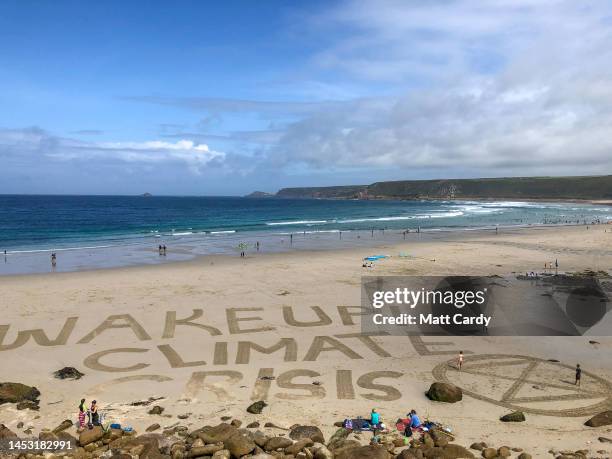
[{"x1": 0, "y1": 195, "x2": 610, "y2": 274}]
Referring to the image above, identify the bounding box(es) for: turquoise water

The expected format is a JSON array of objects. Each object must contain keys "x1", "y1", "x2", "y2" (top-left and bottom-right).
[{"x1": 0, "y1": 195, "x2": 610, "y2": 274}]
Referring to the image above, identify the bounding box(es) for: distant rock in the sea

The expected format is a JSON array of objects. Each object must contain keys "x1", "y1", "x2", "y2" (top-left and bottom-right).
[
  {"x1": 245, "y1": 191, "x2": 274, "y2": 198},
  {"x1": 140, "y1": 192, "x2": 152, "y2": 197}
]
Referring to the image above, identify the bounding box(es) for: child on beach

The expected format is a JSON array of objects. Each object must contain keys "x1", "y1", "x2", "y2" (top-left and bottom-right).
[{"x1": 458, "y1": 351, "x2": 464, "y2": 370}]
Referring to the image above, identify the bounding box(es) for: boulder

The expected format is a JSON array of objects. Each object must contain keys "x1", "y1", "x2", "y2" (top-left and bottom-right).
[
  {"x1": 426, "y1": 382, "x2": 462, "y2": 403},
  {"x1": 53, "y1": 367, "x2": 84, "y2": 380},
  {"x1": 247, "y1": 422, "x2": 261, "y2": 428},
  {"x1": 231, "y1": 419, "x2": 242, "y2": 428},
  {"x1": 52, "y1": 419, "x2": 73, "y2": 434},
  {"x1": 517, "y1": 453, "x2": 532, "y2": 459},
  {"x1": 0, "y1": 424, "x2": 18, "y2": 439},
  {"x1": 327, "y1": 428, "x2": 350, "y2": 450},
  {"x1": 585, "y1": 410, "x2": 612, "y2": 427},
  {"x1": 500, "y1": 411, "x2": 525, "y2": 422},
  {"x1": 146, "y1": 423, "x2": 161, "y2": 432},
  {"x1": 469, "y1": 442, "x2": 487, "y2": 451},
  {"x1": 286, "y1": 439, "x2": 314, "y2": 455},
  {"x1": 224, "y1": 433, "x2": 256, "y2": 458},
  {"x1": 265, "y1": 436, "x2": 294, "y2": 451},
  {"x1": 16, "y1": 400, "x2": 39, "y2": 410},
  {"x1": 148, "y1": 405, "x2": 165, "y2": 415},
  {"x1": 189, "y1": 444, "x2": 225, "y2": 457},
  {"x1": 334, "y1": 445, "x2": 390, "y2": 459},
  {"x1": 497, "y1": 446, "x2": 511, "y2": 457},
  {"x1": 0, "y1": 382, "x2": 40, "y2": 406},
  {"x1": 197, "y1": 423, "x2": 239, "y2": 444},
  {"x1": 79, "y1": 425, "x2": 105, "y2": 446},
  {"x1": 110, "y1": 433, "x2": 162, "y2": 458},
  {"x1": 253, "y1": 431, "x2": 270, "y2": 448},
  {"x1": 441, "y1": 444, "x2": 475, "y2": 458},
  {"x1": 289, "y1": 426, "x2": 325, "y2": 444},
  {"x1": 313, "y1": 445, "x2": 334, "y2": 459},
  {"x1": 598, "y1": 437, "x2": 612, "y2": 443},
  {"x1": 212, "y1": 449, "x2": 231, "y2": 459},
  {"x1": 481, "y1": 448, "x2": 497, "y2": 459},
  {"x1": 396, "y1": 451, "x2": 420, "y2": 459},
  {"x1": 247, "y1": 400, "x2": 268, "y2": 414}
]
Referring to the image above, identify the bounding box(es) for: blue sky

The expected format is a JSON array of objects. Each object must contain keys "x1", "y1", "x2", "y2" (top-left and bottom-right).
[{"x1": 1, "y1": 1, "x2": 611, "y2": 195}]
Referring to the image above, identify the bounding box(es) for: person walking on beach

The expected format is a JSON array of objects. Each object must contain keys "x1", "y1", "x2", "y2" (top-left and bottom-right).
[
  {"x1": 256, "y1": 241, "x2": 260, "y2": 251},
  {"x1": 457, "y1": 350, "x2": 464, "y2": 370},
  {"x1": 575, "y1": 364, "x2": 582, "y2": 387},
  {"x1": 162, "y1": 245, "x2": 167, "y2": 255},
  {"x1": 158, "y1": 244, "x2": 163, "y2": 255},
  {"x1": 290, "y1": 234, "x2": 293, "y2": 245},
  {"x1": 78, "y1": 398, "x2": 87, "y2": 430},
  {"x1": 51, "y1": 252, "x2": 57, "y2": 268}
]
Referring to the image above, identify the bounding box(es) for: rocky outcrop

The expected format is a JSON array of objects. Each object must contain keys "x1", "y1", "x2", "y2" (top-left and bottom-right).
[
  {"x1": 78, "y1": 425, "x2": 105, "y2": 446},
  {"x1": 289, "y1": 425, "x2": 325, "y2": 443},
  {"x1": 53, "y1": 367, "x2": 85, "y2": 380},
  {"x1": 426, "y1": 382, "x2": 463, "y2": 403},
  {"x1": 224, "y1": 432, "x2": 256, "y2": 457},
  {"x1": 500, "y1": 411, "x2": 526, "y2": 422},
  {"x1": 247, "y1": 400, "x2": 268, "y2": 414},
  {"x1": 0, "y1": 424, "x2": 18, "y2": 439},
  {"x1": 585, "y1": 410, "x2": 612, "y2": 427},
  {"x1": 0, "y1": 382, "x2": 41, "y2": 409}
]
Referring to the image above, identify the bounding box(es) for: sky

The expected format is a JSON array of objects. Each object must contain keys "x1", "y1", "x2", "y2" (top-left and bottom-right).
[{"x1": 1, "y1": 0, "x2": 611, "y2": 195}]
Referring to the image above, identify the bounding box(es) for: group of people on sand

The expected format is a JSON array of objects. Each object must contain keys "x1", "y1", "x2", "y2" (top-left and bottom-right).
[
  {"x1": 344, "y1": 408, "x2": 423, "y2": 439},
  {"x1": 77, "y1": 399, "x2": 100, "y2": 431}
]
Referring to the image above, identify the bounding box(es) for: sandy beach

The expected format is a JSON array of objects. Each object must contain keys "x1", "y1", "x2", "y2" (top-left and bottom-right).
[{"x1": 1, "y1": 224, "x2": 612, "y2": 457}]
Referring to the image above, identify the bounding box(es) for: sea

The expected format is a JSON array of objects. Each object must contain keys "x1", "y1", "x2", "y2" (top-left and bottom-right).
[{"x1": 0, "y1": 195, "x2": 610, "y2": 274}]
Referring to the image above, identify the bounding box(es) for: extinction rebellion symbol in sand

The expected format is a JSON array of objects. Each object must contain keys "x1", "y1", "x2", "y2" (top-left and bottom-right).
[{"x1": 432, "y1": 354, "x2": 612, "y2": 417}]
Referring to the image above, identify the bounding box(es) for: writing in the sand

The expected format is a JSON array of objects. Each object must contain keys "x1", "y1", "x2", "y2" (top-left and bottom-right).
[{"x1": 0, "y1": 306, "x2": 465, "y2": 366}]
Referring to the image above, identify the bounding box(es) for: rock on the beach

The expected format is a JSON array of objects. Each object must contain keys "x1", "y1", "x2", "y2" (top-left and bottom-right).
[
  {"x1": 439, "y1": 444, "x2": 475, "y2": 458},
  {"x1": 189, "y1": 444, "x2": 225, "y2": 457},
  {"x1": 224, "y1": 432, "x2": 256, "y2": 457},
  {"x1": 313, "y1": 445, "x2": 334, "y2": 459},
  {"x1": 247, "y1": 400, "x2": 268, "y2": 414},
  {"x1": 500, "y1": 411, "x2": 526, "y2": 422},
  {"x1": 585, "y1": 410, "x2": 612, "y2": 427},
  {"x1": 286, "y1": 438, "x2": 314, "y2": 455},
  {"x1": 517, "y1": 453, "x2": 532, "y2": 459},
  {"x1": 289, "y1": 425, "x2": 325, "y2": 444},
  {"x1": 148, "y1": 405, "x2": 165, "y2": 415},
  {"x1": 196, "y1": 423, "x2": 239, "y2": 444},
  {"x1": 497, "y1": 446, "x2": 511, "y2": 457},
  {"x1": 0, "y1": 424, "x2": 18, "y2": 439},
  {"x1": 52, "y1": 419, "x2": 73, "y2": 434},
  {"x1": 334, "y1": 444, "x2": 390, "y2": 459},
  {"x1": 426, "y1": 382, "x2": 462, "y2": 403},
  {"x1": 0, "y1": 382, "x2": 41, "y2": 406},
  {"x1": 265, "y1": 436, "x2": 293, "y2": 451},
  {"x1": 599, "y1": 437, "x2": 612, "y2": 443},
  {"x1": 79, "y1": 425, "x2": 105, "y2": 446},
  {"x1": 53, "y1": 367, "x2": 85, "y2": 380},
  {"x1": 247, "y1": 421, "x2": 261, "y2": 428},
  {"x1": 327, "y1": 428, "x2": 350, "y2": 450},
  {"x1": 481, "y1": 447, "x2": 498, "y2": 458},
  {"x1": 212, "y1": 449, "x2": 231, "y2": 459},
  {"x1": 146, "y1": 423, "x2": 161, "y2": 432},
  {"x1": 110, "y1": 433, "x2": 162, "y2": 458}
]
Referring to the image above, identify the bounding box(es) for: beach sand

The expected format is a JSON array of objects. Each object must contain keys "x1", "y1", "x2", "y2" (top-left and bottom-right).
[{"x1": 1, "y1": 225, "x2": 611, "y2": 457}]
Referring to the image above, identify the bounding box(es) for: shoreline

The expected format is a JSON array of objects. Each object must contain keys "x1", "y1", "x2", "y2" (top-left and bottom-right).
[{"x1": 1, "y1": 222, "x2": 609, "y2": 277}]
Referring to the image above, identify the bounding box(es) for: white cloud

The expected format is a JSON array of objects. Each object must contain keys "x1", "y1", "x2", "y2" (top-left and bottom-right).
[{"x1": 0, "y1": 129, "x2": 225, "y2": 175}]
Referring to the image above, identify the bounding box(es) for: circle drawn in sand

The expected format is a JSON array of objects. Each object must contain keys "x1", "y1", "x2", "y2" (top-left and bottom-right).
[{"x1": 432, "y1": 354, "x2": 612, "y2": 417}]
